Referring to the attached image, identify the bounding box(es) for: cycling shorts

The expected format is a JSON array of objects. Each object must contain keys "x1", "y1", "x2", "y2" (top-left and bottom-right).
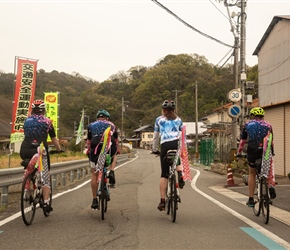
[{"x1": 160, "y1": 139, "x2": 179, "y2": 178}]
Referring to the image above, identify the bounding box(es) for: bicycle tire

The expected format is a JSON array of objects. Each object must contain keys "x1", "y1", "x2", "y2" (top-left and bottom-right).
[
  {"x1": 170, "y1": 173, "x2": 177, "y2": 223},
  {"x1": 253, "y1": 177, "x2": 261, "y2": 216},
  {"x1": 166, "y1": 186, "x2": 170, "y2": 215},
  {"x1": 100, "y1": 171, "x2": 105, "y2": 220},
  {"x1": 260, "y1": 177, "x2": 270, "y2": 224},
  {"x1": 43, "y1": 177, "x2": 53, "y2": 217},
  {"x1": 104, "y1": 180, "x2": 109, "y2": 213},
  {"x1": 21, "y1": 173, "x2": 36, "y2": 226}
]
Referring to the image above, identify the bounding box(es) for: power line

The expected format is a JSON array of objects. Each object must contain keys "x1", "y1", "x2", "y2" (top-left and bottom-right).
[{"x1": 151, "y1": 0, "x2": 234, "y2": 48}]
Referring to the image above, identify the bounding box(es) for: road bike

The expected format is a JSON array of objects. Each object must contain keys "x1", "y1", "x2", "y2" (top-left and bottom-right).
[
  {"x1": 252, "y1": 158, "x2": 271, "y2": 224},
  {"x1": 97, "y1": 154, "x2": 113, "y2": 220},
  {"x1": 164, "y1": 149, "x2": 181, "y2": 223},
  {"x1": 154, "y1": 149, "x2": 181, "y2": 223},
  {"x1": 20, "y1": 147, "x2": 61, "y2": 226},
  {"x1": 236, "y1": 155, "x2": 272, "y2": 224}
]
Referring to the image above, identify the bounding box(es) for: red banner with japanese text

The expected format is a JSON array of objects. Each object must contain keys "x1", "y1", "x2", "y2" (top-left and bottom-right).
[{"x1": 10, "y1": 58, "x2": 37, "y2": 143}]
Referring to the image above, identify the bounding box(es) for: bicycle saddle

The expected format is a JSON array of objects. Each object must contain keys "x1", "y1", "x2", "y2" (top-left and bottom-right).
[{"x1": 20, "y1": 159, "x2": 30, "y2": 169}]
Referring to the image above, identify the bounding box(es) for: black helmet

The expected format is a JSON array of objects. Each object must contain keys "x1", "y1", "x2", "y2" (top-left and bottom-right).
[
  {"x1": 162, "y1": 100, "x2": 175, "y2": 110},
  {"x1": 96, "y1": 109, "x2": 110, "y2": 118}
]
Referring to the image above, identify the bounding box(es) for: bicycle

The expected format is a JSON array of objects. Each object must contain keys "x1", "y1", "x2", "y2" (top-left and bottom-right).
[
  {"x1": 96, "y1": 154, "x2": 113, "y2": 220},
  {"x1": 20, "y1": 146, "x2": 62, "y2": 226},
  {"x1": 236, "y1": 154, "x2": 272, "y2": 224},
  {"x1": 153, "y1": 149, "x2": 181, "y2": 223}
]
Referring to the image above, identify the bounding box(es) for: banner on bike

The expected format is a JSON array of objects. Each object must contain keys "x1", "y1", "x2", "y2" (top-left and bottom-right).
[
  {"x1": 180, "y1": 126, "x2": 192, "y2": 181},
  {"x1": 44, "y1": 92, "x2": 59, "y2": 141},
  {"x1": 10, "y1": 57, "x2": 38, "y2": 143}
]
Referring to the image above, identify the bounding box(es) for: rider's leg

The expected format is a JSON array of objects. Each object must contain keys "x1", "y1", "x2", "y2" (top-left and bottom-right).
[
  {"x1": 248, "y1": 166, "x2": 256, "y2": 197},
  {"x1": 159, "y1": 177, "x2": 167, "y2": 199},
  {"x1": 90, "y1": 164, "x2": 99, "y2": 209}
]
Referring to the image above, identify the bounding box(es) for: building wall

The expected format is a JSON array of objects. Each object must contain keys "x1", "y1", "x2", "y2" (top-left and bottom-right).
[{"x1": 258, "y1": 19, "x2": 290, "y2": 107}]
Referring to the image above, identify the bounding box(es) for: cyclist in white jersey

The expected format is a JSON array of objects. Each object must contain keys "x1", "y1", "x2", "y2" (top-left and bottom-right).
[{"x1": 152, "y1": 100, "x2": 185, "y2": 211}]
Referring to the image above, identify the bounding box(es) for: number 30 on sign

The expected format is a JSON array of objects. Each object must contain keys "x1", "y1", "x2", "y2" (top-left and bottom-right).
[{"x1": 228, "y1": 89, "x2": 241, "y2": 102}]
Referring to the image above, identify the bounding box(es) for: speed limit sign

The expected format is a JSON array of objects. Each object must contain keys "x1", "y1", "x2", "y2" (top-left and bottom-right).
[{"x1": 228, "y1": 89, "x2": 241, "y2": 102}]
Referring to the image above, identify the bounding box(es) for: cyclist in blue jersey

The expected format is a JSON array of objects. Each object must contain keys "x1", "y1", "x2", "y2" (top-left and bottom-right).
[
  {"x1": 20, "y1": 99, "x2": 62, "y2": 213},
  {"x1": 86, "y1": 109, "x2": 118, "y2": 210},
  {"x1": 151, "y1": 100, "x2": 185, "y2": 211},
  {"x1": 237, "y1": 107, "x2": 275, "y2": 207}
]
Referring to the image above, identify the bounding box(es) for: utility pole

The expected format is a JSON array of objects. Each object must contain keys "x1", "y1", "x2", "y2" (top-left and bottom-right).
[
  {"x1": 121, "y1": 97, "x2": 129, "y2": 149},
  {"x1": 172, "y1": 89, "x2": 181, "y2": 114},
  {"x1": 240, "y1": 0, "x2": 247, "y2": 127},
  {"x1": 195, "y1": 83, "x2": 199, "y2": 162},
  {"x1": 232, "y1": 36, "x2": 239, "y2": 149}
]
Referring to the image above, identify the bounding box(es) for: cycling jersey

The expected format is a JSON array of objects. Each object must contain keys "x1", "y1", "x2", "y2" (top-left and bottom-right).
[
  {"x1": 239, "y1": 119, "x2": 273, "y2": 155},
  {"x1": 20, "y1": 114, "x2": 56, "y2": 167},
  {"x1": 87, "y1": 119, "x2": 117, "y2": 165},
  {"x1": 87, "y1": 120, "x2": 116, "y2": 140},
  {"x1": 153, "y1": 115, "x2": 183, "y2": 150}
]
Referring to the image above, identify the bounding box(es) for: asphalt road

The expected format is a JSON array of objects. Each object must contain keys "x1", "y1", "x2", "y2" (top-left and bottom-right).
[{"x1": 0, "y1": 149, "x2": 290, "y2": 249}]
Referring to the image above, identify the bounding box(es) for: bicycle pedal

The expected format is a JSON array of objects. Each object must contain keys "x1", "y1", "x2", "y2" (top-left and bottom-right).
[{"x1": 109, "y1": 184, "x2": 115, "y2": 188}]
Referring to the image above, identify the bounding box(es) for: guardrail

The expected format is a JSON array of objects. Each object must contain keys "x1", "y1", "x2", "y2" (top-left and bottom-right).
[{"x1": 0, "y1": 154, "x2": 130, "y2": 208}]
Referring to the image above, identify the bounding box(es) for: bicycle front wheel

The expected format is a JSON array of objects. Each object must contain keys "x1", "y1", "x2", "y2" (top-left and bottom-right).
[
  {"x1": 21, "y1": 173, "x2": 36, "y2": 226},
  {"x1": 260, "y1": 178, "x2": 270, "y2": 224},
  {"x1": 253, "y1": 178, "x2": 261, "y2": 216},
  {"x1": 170, "y1": 173, "x2": 177, "y2": 223}
]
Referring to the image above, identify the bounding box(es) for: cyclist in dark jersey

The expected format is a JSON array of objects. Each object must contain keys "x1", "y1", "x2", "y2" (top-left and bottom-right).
[
  {"x1": 86, "y1": 109, "x2": 118, "y2": 210},
  {"x1": 20, "y1": 99, "x2": 62, "y2": 212},
  {"x1": 237, "y1": 107, "x2": 275, "y2": 207}
]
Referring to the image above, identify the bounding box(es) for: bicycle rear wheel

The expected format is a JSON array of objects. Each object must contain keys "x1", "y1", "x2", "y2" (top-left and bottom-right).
[
  {"x1": 253, "y1": 178, "x2": 261, "y2": 216},
  {"x1": 100, "y1": 171, "x2": 106, "y2": 220},
  {"x1": 21, "y1": 173, "x2": 36, "y2": 226},
  {"x1": 170, "y1": 173, "x2": 177, "y2": 223},
  {"x1": 260, "y1": 178, "x2": 270, "y2": 224}
]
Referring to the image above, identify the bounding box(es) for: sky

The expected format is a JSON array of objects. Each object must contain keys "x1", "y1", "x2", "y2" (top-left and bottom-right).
[{"x1": 1, "y1": 0, "x2": 290, "y2": 82}]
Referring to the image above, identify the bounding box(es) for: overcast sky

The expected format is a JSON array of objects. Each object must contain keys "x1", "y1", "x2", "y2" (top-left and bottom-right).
[{"x1": 1, "y1": 0, "x2": 289, "y2": 82}]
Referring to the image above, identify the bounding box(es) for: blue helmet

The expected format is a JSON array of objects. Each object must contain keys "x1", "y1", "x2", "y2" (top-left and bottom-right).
[{"x1": 96, "y1": 109, "x2": 110, "y2": 118}]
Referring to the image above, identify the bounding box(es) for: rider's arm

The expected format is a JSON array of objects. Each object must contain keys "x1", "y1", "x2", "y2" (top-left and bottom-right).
[
  {"x1": 48, "y1": 124, "x2": 62, "y2": 151},
  {"x1": 51, "y1": 137, "x2": 62, "y2": 151},
  {"x1": 152, "y1": 131, "x2": 159, "y2": 152},
  {"x1": 237, "y1": 125, "x2": 247, "y2": 154}
]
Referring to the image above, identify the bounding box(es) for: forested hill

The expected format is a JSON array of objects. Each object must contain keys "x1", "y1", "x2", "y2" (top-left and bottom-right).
[{"x1": 0, "y1": 53, "x2": 258, "y2": 138}]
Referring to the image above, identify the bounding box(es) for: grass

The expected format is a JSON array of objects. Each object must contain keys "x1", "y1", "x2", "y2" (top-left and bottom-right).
[{"x1": 0, "y1": 152, "x2": 87, "y2": 169}]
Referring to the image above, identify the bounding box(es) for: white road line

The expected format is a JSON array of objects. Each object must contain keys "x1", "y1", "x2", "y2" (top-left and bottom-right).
[
  {"x1": 0, "y1": 155, "x2": 139, "y2": 227},
  {"x1": 190, "y1": 167, "x2": 290, "y2": 249}
]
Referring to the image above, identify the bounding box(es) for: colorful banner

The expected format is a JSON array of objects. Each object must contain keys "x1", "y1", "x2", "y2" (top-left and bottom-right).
[
  {"x1": 10, "y1": 58, "x2": 38, "y2": 143},
  {"x1": 44, "y1": 92, "x2": 59, "y2": 141},
  {"x1": 76, "y1": 109, "x2": 84, "y2": 145}
]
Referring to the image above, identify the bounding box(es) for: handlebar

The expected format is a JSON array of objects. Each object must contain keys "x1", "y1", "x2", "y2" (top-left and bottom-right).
[
  {"x1": 235, "y1": 153, "x2": 247, "y2": 158},
  {"x1": 49, "y1": 149, "x2": 65, "y2": 155}
]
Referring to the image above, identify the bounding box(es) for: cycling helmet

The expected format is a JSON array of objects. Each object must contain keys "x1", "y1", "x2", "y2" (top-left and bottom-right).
[
  {"x1": 31, "y1": 99, "x2": 46, "y2": 111},
  {"x1": 250, "y1": 107, "x2": 265, "y2": 116},
  {"x1": 162, "y1": 100, "x2": 175, "y2": 110},
  {"x1": 96, "y1": 109, "x2": 110, "y2": 118}
]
